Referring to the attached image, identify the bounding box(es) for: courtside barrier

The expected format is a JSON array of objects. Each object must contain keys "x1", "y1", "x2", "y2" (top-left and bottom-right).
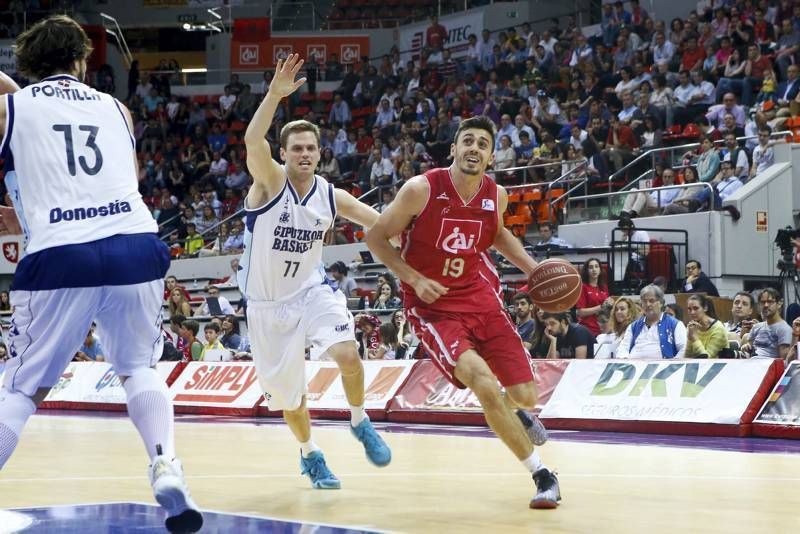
[
  {"x1": 539, "y1": 359, "x2": 784, "y2": 437},
  {"x1": 258, "y1": 360, "x2": 417, "y2": 420},
  {"x1": 752, "y1": 361, "x2": 800, "y2": 439},
  {"x1": 39, "y1": 361, "x2": 179, "y2": 411},
  {"x1": 386, "y1": 360, "x2": 571, "y2": 425},
  {"x1": 169, "y1": 361, "x2": 263, "y2": 416}
]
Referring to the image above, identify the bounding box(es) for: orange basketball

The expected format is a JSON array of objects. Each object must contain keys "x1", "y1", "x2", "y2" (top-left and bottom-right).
[{"x1": 527, "y1": 259, "x2": 582, "y2": 313}]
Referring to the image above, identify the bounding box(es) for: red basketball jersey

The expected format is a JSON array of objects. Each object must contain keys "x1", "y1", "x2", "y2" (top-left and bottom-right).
[{"x1": 400, "y1": 167, "x2": 502, "y2": 313}]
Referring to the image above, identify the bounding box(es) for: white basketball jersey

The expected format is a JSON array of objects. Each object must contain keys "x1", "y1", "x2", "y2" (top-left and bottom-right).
[
  {"x1": 0, "y1": 74, "x2": 156, "y2": 255},
  {"x1": 238, "y1": 172, "x2": 336, "y2": 302}
]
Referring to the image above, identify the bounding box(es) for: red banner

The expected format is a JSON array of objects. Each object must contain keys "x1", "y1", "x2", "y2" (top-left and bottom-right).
[
  {"x1": 387, "y1": 359, "x2": 570, "y2": 424},
  {"x1": 231, "y1": 35, "x2": 370, "y2": 70},
  {"x1": 233, "y1": 17, "x2": 270, "y2": 42}
]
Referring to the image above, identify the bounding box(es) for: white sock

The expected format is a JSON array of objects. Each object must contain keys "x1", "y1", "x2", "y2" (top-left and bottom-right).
[
  {"x1": 300, "y1": 440, "x2": 321, "y2": 457},
  {"x1": 0, "y1": 387, "x2": 36, "y2": 469},
  {"x1": 350, "y1": 404, "x2": 366, "y2": 427},
  {"x1": 123, "y1": 367, "x2": 175, "y2": 461},
  {"x1": 521, "y1": 452, "x2": 544, "y2": 474}
]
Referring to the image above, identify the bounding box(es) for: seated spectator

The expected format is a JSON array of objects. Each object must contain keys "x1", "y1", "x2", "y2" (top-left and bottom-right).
[
  {"x1": 372, "y1": 323, "x2": 400, "y2": 360},
  {"x1": 665, "y1": 303, "x2": 684, "y2": 322},
  {"x1": 534, "y1": 222, "x2": 572, "y2": 249},
  {"x1": 542, "y1": 312, "x2": 595, "y2": 359},
  {"x1": 593, "y1": 311, "x2": 615, "y2": 358},
  {"x1": 619, "y1": 167, "x2": 680, "y2": 218},
  {"x1": 166, "y1": 314, "x2": 188, "y2": 360},
  {"x1": 164, "y1": 275, "x2": 190, "y2": 301},
  {"x1": 597, "y1": 297, "x2": 641, "y2": 359},
  {"x1": 726, "y1": 291, "x2": 756, "y2": 337},
  {"x1": 181, "y1": 319, "x2": 204, "y2": 361},
  {"x1": 786, "y1": 317, "x2": 800, "y2": 362},
  {"x1": 663, "y1": 166, "x2": 704, "y2": 215},
  {"x1": 511, "y1": 292, "x2": 537, "y2": 351},
  {"x1": 374, "y1": 282, "x2": 401, "y2": 310},
  {"x1": 318, "y1": 147, "x2": 341, "y2": 181},
  {"x1": 493, "y1": 134, "x2": 516, "y2": 172},
  {"x1": 74, "y1": 325, "x2": 105, "y2": 362},
  {"x1": 392, "y1": 309, "x2": 413, "y2": 349},
  {"x1": 750, "y1": 128, "x2": 775, "y2": 179},
  {"x1": 741, "y1": 288, "x2": 793, "y2": 360},
  {"x1": 219, "y1": 315, "x2": 242, "y2": 351},
  {"x1": 706, "y1": 93, "x2": 746, "y2": 129},
  {"x1": 224, "y1": 163, "x2": 249, "y2": 190},
  {"x1": 168, "y1": 287, "x2": 194, "y2": 318},
  {"x1": 197, "y1": 285, "x2": 235, "y2": 316},
  {"x1": 200, "y1": 323, "x2": 230, "y2": 361},
  {"x1": 681, "y1": 260, "x2": 719, "y2": 296},
  {"x1": 329, "y1": 261, "x2": 357, "y2": 297},
  {"x1": 603, "y1": 115, "x2": 638, "y2": 174},
  {"x1": 693, "y1": 160, "x2": 743, "y2": 209},
  {"x1": 355, "y1": 313, "x2": 382, "y2": 359},
  {"x1": 684, "y1": 294, "x2": 729, "y2": 358},
  {"x1": 617, "y1": 284, "x2": 687, "y2": 359},
  {"x1": 575, "y1": 257, "x2": 611, "y2": 337},
  {"x1": 222, "y1": 219, "x2": 245, "y2": 255}
]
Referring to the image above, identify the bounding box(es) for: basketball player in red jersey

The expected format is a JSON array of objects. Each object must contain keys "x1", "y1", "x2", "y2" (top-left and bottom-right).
[{"x1": 366, "y1": 116, "x2": 561, "y2": 508}]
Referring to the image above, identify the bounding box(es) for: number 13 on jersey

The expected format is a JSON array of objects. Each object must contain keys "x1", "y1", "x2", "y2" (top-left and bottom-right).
[{"x1": 442, "y1": 257, "x2": 464, "y2": 278}]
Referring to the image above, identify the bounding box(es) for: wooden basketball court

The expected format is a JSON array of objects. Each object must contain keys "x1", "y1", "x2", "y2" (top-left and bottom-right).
[{"x1": 2, "y1": 413, "x2": 798, "y2": 533}]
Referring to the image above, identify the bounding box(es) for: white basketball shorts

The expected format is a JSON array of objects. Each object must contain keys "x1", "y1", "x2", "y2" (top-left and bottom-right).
[{"x1": 246, "y1": 283, "x2": 356, "y2": 411}]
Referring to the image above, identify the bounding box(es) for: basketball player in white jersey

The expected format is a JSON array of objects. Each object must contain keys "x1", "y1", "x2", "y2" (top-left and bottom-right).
[
  {"x1": 241, "y1": 54, "x2": 391, "y2": 488},
  {"x1": 0, "y1": 17, "x2": 202, "y2": 532}
]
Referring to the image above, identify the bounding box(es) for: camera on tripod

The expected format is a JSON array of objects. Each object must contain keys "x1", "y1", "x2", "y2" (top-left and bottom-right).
[{"x1": 775, "y1": 226, "x2": 800, "y2": 273}]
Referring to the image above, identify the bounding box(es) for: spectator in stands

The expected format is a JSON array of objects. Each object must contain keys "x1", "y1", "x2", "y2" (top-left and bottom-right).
[
  {"x1": 726, "y1": 291, "x2": 756, "y2": 337},
  {"x1": 599, "y1": 297, "x2": 641, "y2": 359},
  {"x1": 391, "y1": 309, "x2": 413, "y2": 348},
  {"x1": 720, "y1": 132, "x2": 750, "y2": 182},
  {"x1": 693, "y1": 159, "x2": 743, "y2": 210},
  {"x1": 682, "y1": 260, "x2": 720, "y2": 296},
  {"x1": 224, "y1": 163, "x2": 249, "y2": 190},
  {"x1": 222, "y1": 219, "x2": 245, "y2": 255},
  {"x1": 619, "y1": 167, "x2": 679, "y2": 219},
  {"x1": 511, "y1": 292, "x2": 537, "y2": 352},
  {"x1": 329, "y1": 261, "x2": 357, "y2": 297},
  {"x1": 74, "y1": 325, "x2": 105, "y2": 362},
  {"x1": 200, "y1": 323, "x2": 229, "y2": 362},
  {"x1": 168, "y1": 287, "x2": 194, "y2": 318},
  {"x1": 494, "y1": 135, "x2": 516, "y2": 172},
  {"x1": 233, "y1": 85, "x2": 257, "y2": 122},
  {"x1": 373, "y1": 323, "x2": 400, "y2": 360},
  {"x1": 542, "y1": 311, "x2": 595, "y2": 359},
  {"x1": 741, "y1": 288, "x2": 793, "y2": 359},
  {"x1": 687, "y1": 135, "x2": 721, "y2": 185},
  {"x1": 426, "y1": 14, "x2": 448, "y2": 50},
  {"x1": 166, "y1": 314, "x2": 188, "y2": 360},
  {"x1": 707, "y1": 93, "x2": 746, "y2": 130},
  {"x1": 374, "y1": 283, "x2": 401, "y2": 310},
  {"x1": 751, "y1": 128, "x2": 776, "y2": 178},
  {"x1": 219, "y1": 86, "x2": 236, "y2": 122},
  {"x1": 534, "y1": 222, "x2": 572, "y2": 249},
  {"x1": 774, "y1": 18, "x2": 800, "y2": 80},
  {"x1": 575, "y1": 258, "x2": 611, "y2": 337},
  {"x1": 663, "y1": 166, "x2": 703, "y2": 215},
  {"x1": 684, "y1": 294, "x2": 728, "y2": 358},
  {"x1": 197, "y1": 285, "x2": 235, "y2": 316},
  {"x1": 593, "y1": 311, "x2": 615, "y2": 358},
  {"x1": 164, "y1": 275, "x2": 189, "y2": 300},
  {"x1": 184, "y1": 223, "x2": 204, "y2": 257},
  {"x1": 603, "y1": 115, "x2": 638, "y2": 174},
  {"x1": 617, "y1": 284, "x2": 687, "y2": 359},
  {"x1": 0, "y1": 290, "x2": 10, "y2": 312},
  {"x1": 329, "y1": 93, "x2": 351, "y2": 127},
  {"x1": 355, "y1": 313, "x2": 381, "y2": 359}
]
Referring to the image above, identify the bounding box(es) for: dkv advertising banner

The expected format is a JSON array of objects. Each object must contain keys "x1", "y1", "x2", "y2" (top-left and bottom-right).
[
  {"x1": 261, "y1": 360, "x2": 416, "y2": 411},
  {"x1": 540, "y1": 359, "x2": 775, "y2": 424},
  {"x1": 169, "y1": 361, "x2": 262, "y2": 410},
  {"x1": 43, "y1": 362, "x2": 177, "y2": 406},
  {"x1": 398, "y1": 11, "x2": 483, "y2": 61},
  {"x1": 755, "y1": 361, "x2": 800, "y2": 425}
]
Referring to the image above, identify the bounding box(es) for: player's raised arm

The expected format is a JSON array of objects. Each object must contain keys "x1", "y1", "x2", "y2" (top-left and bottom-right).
[
  {"x1": 0, "y1": 71, "x2": 20, "y2": 140},
  {"x1": 244, "y1": 54, "x2": 306, "y2": 198},
  {"x1": 492, "y1": 185, "x2": 538, "y2": 276},
  {"x1": 366, "y1": 176, "x2": 448, "y2": 304},
  {"x1": 0, "y1": 72, "x2": 21, "y2": 236}
]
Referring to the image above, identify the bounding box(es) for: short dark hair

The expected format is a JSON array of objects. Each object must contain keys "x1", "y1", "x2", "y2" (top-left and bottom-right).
[
  {"x1": 688, "y1": 293, "x2": 718, "y2": 319},
  {"x1": 454, "y1": 115, "x2": 497, "y2": 148},
  {"x1": 16, "y1": 15, "x2": 93, "y2": 80},
  {"x1": 512, "y1": 292, "x2": 532, "y2": 305},
  {"x1": 542, "y1": 311, "x2": 570, "y2": 323},
  {"x1": 170, "y1": 314, "x2": 186, "y2": 326},
  {"x1": 687, "y1": 259, "x2": 702, "y2": 270},
  {"x1": 204, "y1": 323, "x2": 221, "y2": 333},
  {"x1": 330, "y1": 260, "x2": 348, "y2": 275},
  {"x1": 734, "y1": 291, "x2": 755, "y2": 308},
  {"x1": 759, "y1": 287, "x2": 782, "y2": 302},
  {"x1": 183, "y1": 320, "x2": 200, "y2": 336}
]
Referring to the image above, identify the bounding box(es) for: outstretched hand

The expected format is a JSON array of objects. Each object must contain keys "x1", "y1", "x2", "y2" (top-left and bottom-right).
[{"x1": 268, "y1": 53, "x2": 307, "y2": 99}]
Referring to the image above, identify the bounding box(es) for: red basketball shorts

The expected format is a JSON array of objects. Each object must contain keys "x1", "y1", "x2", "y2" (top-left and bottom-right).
[{"x1": 406, "y1": 305, "x2": 534, "y2": 389}]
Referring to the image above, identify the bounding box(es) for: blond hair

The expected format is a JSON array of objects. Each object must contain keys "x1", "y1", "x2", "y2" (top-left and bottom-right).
[{"x1": 609, "y1": 297, "x2": 641, "y2": 337}]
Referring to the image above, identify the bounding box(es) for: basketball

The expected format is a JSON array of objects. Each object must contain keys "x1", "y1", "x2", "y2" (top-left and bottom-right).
[{"x1": 527, "y1": 259, "x2": 582, "y2": 312}]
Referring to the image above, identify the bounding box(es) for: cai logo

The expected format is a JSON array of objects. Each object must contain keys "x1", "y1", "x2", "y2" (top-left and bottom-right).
[
  {"x1": 239, "y1": 44, "x2": 259, "y2": 65},
  {"x1": 273, "y1": 45, "x2": 293, "y2": 64},
  {"x1": 340, "y1": 44, "x2": 360, "y2": 64},
  {"x1": 435, "y1": 218, "x2": 483, "y2": 254},
  {"x1": 307, "y1": 44, "x2": 327, "y2": 64}
]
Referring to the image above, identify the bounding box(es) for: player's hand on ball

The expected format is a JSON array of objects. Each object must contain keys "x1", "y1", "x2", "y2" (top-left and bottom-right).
[{"x1": 412, "y1": 277, "x2": 448, "y2": 304}]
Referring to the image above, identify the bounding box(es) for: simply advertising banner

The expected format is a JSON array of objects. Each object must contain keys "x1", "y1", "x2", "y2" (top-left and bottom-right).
[
  {"x1": 540, "y1": 359, "x2": 776, "y2": 424},
  {"x1": 169, "y1": 361, "x2": 262, "y2": 412},
  {"x1": 755, "y1": 362, "x2": 800, "y2": 425},
  {"x1": 398, "y1": 11, "x2": 483, "y2": 61}
]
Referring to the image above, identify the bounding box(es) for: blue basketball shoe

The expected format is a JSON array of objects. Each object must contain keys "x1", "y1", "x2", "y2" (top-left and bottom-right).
[
  {"x1": 300, "y1": 450, "x2": 341, "y2": 489},
  {"x1": 350, "y1": 417, "x2": 392, "y2": 467}
]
